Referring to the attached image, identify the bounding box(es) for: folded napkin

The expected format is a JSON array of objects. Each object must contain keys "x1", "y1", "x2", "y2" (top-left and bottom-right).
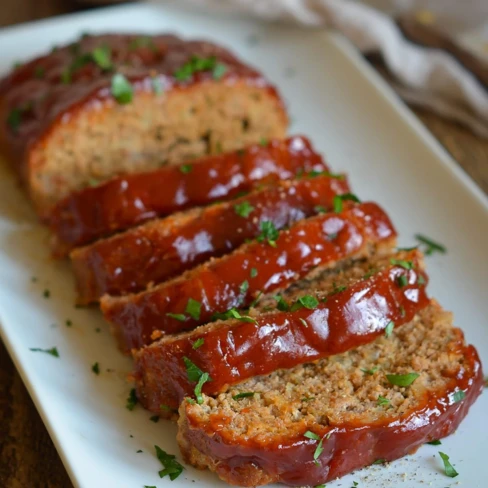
[{"x1": 181, "y1": 0, "x2": 488, "y2": 138}]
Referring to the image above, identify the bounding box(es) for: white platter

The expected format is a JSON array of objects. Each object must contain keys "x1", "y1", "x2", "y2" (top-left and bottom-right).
[{"x1": 0, "y1": 2, "x2": 487, "y2": 487}]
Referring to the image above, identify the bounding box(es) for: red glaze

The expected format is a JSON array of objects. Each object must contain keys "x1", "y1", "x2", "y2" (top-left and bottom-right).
[
  {"x1": 49, "y1": 136, "x2": 325, "y2": 255},
  {"x1": 102, "y1": 202, "x2": 397, "y2": 353},
  {"x1": 134, "y1": 252, "x2": 428, "y2": 412},
  {"x1": 0, "y1": 34, "x2": 285, "y2": 194},
  {"x1": 72, "y1": 173, "x2": 350, "y2": 304},
  {"x1": 181, "y1": 343, "x2": 484, "y2": 487}
]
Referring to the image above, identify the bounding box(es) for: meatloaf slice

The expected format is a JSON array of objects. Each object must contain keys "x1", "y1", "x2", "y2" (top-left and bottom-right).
[
  {"x1": 134, "y1": 249, "x2": 429, "y2": 414},
  {"x1": 71, "y1": 172, "x2": 350, "y2": 304},
  {"x1": 0, "y1": 34, "x2": 288, "y2": 216},
  {"x1": 177, "y1": 301, "x2": 484, "y2": 487},
  {"x1": 101, "y1": 201, "x2": 397, "y2": 352},
  {"x1": 49, "y1": 136, "x2": 321, "y2": 255}
]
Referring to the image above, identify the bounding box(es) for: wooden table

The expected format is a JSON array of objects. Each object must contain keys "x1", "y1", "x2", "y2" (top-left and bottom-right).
[{"x1": 0, "y1": 3, "x2": 487, "y2": 488}]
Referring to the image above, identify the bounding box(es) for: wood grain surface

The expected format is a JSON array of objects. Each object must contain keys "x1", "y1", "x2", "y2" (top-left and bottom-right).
[{"x1": 0, "y1": 3, "x2": 487, "y2": 488}]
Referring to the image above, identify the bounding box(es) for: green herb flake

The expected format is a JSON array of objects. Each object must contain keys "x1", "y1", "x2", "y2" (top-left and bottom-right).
[
  {"x1": 233, "y1": 392, "x2": 255, "y2": 400},
  {"x1": 273, "y1": 294, "x2": 290, "y2": 312},
  {"x1": 154, "y1": 445, "x2": 184, "y2": 481},
  {"x1": 91, "y1": 362, "x2": 100, "y2": 375},
  {"x1": 166, "y1": 312, "x2": 186, "y2": 321},
  {"x1": 179, "y1": 164, "x2": 193, "y2": 174},
  {"x1": 314, "y1": 205, "x2": 327, "y2": 214},
  {"x1": 234, "y1": 201, "x2": 254, "y2": 218},
  {"x1": 92, "y1": 45, "x2": 112, "y2": 70},
  {"x1": 186, "y1": 397, "x2": 196, "y2": 405},
  {"x1": 250, "y1": 268, "x2": 258, "y2": 278},
  {"x1": 129, "y1": 36, "x2": 156, "y2": 51},
  {"x1": 126, "y1": 388, "x2": 138, "y2": 411},
  {"x1": 386, "y1": 372, "x2": 419, "y2": 387},
  {"x1": 304, "y1": 430, "x2": 320, "y2": 441},
  {"x1": 372, "y1": 459, "x2": 386, "y2": 465},
  {"x1": 34, "y1": 66, "x2": 45, "y2": 79},
  {"x1": 185, "y1": 298, "x2": 201, "y2": 320},
  {"x1": 417, "y1": 274, "x2": 426, "y2": 285},
  {"x1": 427, "y1": 439, "x2": 442, "y2": 445},
  {"x1": 256, "y1": 220, "x2": 279, "y2": 247},
  {"x1": 7, "y1": 108, "x2": 22, "y2": 133},
  {"x1": 248, "y1": 291, "x2": 262, "y2": 309},
  {"x1": 377, "y1": 395, "x2": 390, "y2": 407},
  {"x1": 160, "y1": 404, "x2": 173, "y2": 412},
  {"x1": 144, "y1": 485, "x2": 156, "y2": 488},
  {"x1": 438, "y1": 451, "x2": 459, "y2": 478},
  {"x1": 333, "y1": 193, "x2": 361, "y2": 213},
  {"x1": 194, "y1": 372, "x2": 211, "y2": 404},
  {"x1": 296, "y1": 295, "x2": 319, "y2": 310},
  {"x1": 302, "y1": 396, "x2": 315, "y2": 402},
  {"x1": 174, "y1": 55, "x2": 221, "y2": 82},
  {"x1": 61, "y1": 68, "x2": 71, "y2": 84},
  {"x1": 361, "y1": 367, "x2": 378, "y2": 375},
  {"x1": 314, "y1": 485, "x2": 326, "y2": 488},
  {"x1": 299, "y1": 318, "x2": 308, "y2": 328},
  {"x1": 212, "y1": 63, "x2": 227, "y2": 80},
  {"x1": 332, "y1": 283, "x2": 347, "y2": 294},
  {"x1": 29, "y1": 347, "x2": 59, "y2": 357},
  {"x1": 415, "y1": 234, "x2": 447, "y2": 256},
  {"x1": 397, "y1": 275, "x2": 408, "y2": 287},
  {"x1": 183, "y1": 356, "x2": 205, "y2": 382},
  {"x1": 259, "y1": 137, "x2": 268, "y2": 147},
  {"x1": 384, "y1": 321, "x2": 394, "y2": 338},
  {"x1": 452, "y1": 390, "x2": 466, "y2": 403},
  {"x1": 111, "y1": 73, "x2": 133, "y2": 104},
  {"x1": 390, "y1": 259, "x2": 413, "y2": 270},
  {"x1": 137, "y1": 450, "x2": 144, "y2": 453},
  {"x1": 239, "y1": 280, "x2": 249, "y2": 295},
  {"x1": 192, "y1": 337, "x2": 205, "y2": 350},
  {"x1": 149, "y1": 415, "x2": 159, "y2": 423},
  {"x1": 304, "y1": 431, "x2": 324, "y2": 464}
]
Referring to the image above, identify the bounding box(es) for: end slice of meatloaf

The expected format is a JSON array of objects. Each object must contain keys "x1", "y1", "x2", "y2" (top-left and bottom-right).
[
  {"x1": 101, "y1": 201, "x2": 397, "y2": 352},
  {"x1": 71, "y1": 172, "x2": 350, "y2": 304},
  {"x1": 49, "y1": 135, "x2": 322, "y2": 255},
  {"x1": 177, "y1": 300, "x2": 484, "y2": 487},
  {"x1": 0, "y1": 33, "x2": 288, "y2": 216},
  {"x1": 134, "y1": 249, "x2": 429, "y2": 414}
]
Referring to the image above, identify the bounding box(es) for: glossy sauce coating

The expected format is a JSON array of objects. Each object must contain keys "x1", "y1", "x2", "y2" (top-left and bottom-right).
[
  {"x1": 0, "y1": 34, "x2": 283, "y2": 185},
  {"x1": 181, "y1": 344, "x2": 483, "y2": 487},
  {"x1": 134, "y1": 253, "x2": 428, "y2": 412},
  {"x1": 102, "y1": 201, "x2": 397, "y2": 353},
  {"x1": 49, "y1": 136, "x2": 325, "y2": 254},
  {"x1": 72, "y1": 173, "x2": 350, "y2": 304}
]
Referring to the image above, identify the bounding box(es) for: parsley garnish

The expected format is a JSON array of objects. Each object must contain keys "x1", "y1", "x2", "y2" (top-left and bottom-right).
[
  {"x1": 213, "y1": 307, "x2": 257, "y2": 324},
  {"x1": 299, "y1": 318, "x2": 308, "y2": 327},
  {"x1": 91, "y1": 362, "x2": 100, "y2": 375},
  {"x1": 126, "y1": 388, "x2": 138, "y2": 410},
  {"x1": 417, "y1": 274, "x2": 426, "y2": 285},
  {"x1": 7, "y1": 108, "x2": 22, "y2": 133},
  {"x1": 250, "y1": 268, "x2": 258, "y2": 278},
  {"x1": 372, "y1": 459, "x2": 386, "y2": 465},
  {"x1": 377, "y1": 395, "x2": 390, "y2": 406},
  {"x1": 192, "y1": 338, "x2": 204, "y2": 350},
  {"x1": 174, "y1": 55, "x2": 225, "y2": 82},
  {"x1": 390, "y1": 259, "x2": 413, "y2": 270},
  {"x1": 179, "y1": 164, "x2": 193, "y2": 174},
  {"x1": 212, "y1": 63, "x2": 227, "y2": 80},
  {"x1": 185, "y1": 298, "x2": 201, "y2": 320},
  {"x1": 194, "y1": 372, "x2": 210, "y2": 404},
  {"x1": 154, "y1": 445, "x2": 184, "y2": 481},
  {"x1": 248, "y1": 291, "x2": 262, "y2": 309},
  {"x1": 452, "y1": 390, "x2": 466, "y2": 403},
  {"x1": 332, "y1": 283, "x2": 347, "y2": 294},
  {"x1": 302, "y1": 397, "x2": 315, "y2": 402},
  {"x1": 166, "y1": 312, "x2": 186, "y2": 321},
  {"x1": 274, "y1": 294, "x2": 289, "y2": 311},
  {"x1": 183, "y1": 356, "x2": 205, "y2": 382},
  {"x1": 304, "y1": 431, "x2": 324, "y2": 464},
  {"x1": 239, "y1": 280, "x2": 249, "y2": 295},
  {"x1": 92, "y1": 45, "x2": 112, "y2": 70},
  {"x1": 314, "y1": 205, "x2": 327, "y2": 214},
  {"x1": 160, "y1": 404, "x2": 173, "y2": 412},
  {"x1": 293, "y1": 295, "x2": 319, "y2": 310},
  {"x1": 333, "y1": 193, "x2": 360, "y2": 213},
  {"x1": 384, "y1": 321, "x2": 394, "y2": 338},
  {"x1": 111, "y1": 73, "x2": 133, "y2": 104},
  {"x1": 256, "y1": 221, "x2": 279, "y2": 247},
  {"x1": 361, "y1": 367, "x2": 378, "y2": 375},
  {"x1": 397, "y1": 275, "x2": 408, "y2": 287},
  {"x1": 150, "y1": 415, "x2": 159, "y2": 423},
  {"x1": 129, "y1": 36, "x2": 156, "y2": 51},
  {"x1": 232, "y1": 392, "x2": 255, "y2": 400},
  {"x1": 415, "y1": 234, "x2": 446, "y2": 256},
  {"x1": 438, "y1": 451, "x2": 458, "y2": 478},
  {"x1": 29, "y1": 347, "x2": 59, "y2": 357},
  {"x1": 386, "y1": 372, "x2": 419, "y2": 387},
  {"x1": 234, "y1": 201, "x2": 254, "y2": 218},
  {"x1": 427, "y1": 439, "x2": 441, "y2": 445},
  {"x1": 259, "y1": 137, "x2": 268, "y2": 147}
]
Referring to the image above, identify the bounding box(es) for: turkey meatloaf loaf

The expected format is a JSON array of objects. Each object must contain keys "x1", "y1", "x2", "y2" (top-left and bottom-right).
[
  {"x1": 134, "y1": 249, "x2": 429, "y2": 414},
  {"x1": 71, "y1": 172, "x2": 350, "y2": 303},
  {"x1": 101, "y1": 201, "x2": 397, "y2": 352},
  {"x1": 50, "y1": 136, "x2": 322, "y2": 255},
  {"x1": 177, "y1": 300, "x2": 484, "y2": 487},
  {"x1": 0, "y1": 33, "x2": 288, "y2": 216}
]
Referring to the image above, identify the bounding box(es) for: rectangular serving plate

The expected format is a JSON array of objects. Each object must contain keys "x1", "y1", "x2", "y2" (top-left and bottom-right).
[{"x1": 0, "y1": 2, "x2": 487, "y2": 487}]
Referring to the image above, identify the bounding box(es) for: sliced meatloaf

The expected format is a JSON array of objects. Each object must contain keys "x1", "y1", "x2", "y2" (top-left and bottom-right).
[
  {"x1": 134, "y1": 249, "x2": 429, "y2": 414},
  {"x1": 0, "y1": 33, "x2": 288, "y2": 216},
  {"x1": 49, "y1": 136, "x2": 322, "y2": 255},
  {"x1": 71, "y1": 172, "x2": 350, "y2": 304},
  {"x1": 101, "y1": 201, "x2": 397, "y2": 352},
  {"x1": 177, "y1": 300, "x2": 484, "y2": 487}
]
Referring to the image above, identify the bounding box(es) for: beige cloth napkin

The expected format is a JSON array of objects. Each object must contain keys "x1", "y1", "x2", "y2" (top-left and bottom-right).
[{"x1": 180, "y1": 0, "x2": 488, "y2": 138}]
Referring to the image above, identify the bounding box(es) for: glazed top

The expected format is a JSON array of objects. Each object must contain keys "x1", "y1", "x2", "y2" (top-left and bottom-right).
[{"x1": 0, "y1": 33, "x2": 274, "y2": 162}]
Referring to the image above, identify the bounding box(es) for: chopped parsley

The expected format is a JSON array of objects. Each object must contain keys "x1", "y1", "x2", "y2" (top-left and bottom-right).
[
  {"x1": 137, "y1": 450, "x2": 143, "y2": 453},
  {"x1": 91, "y1": 362, "x2": 100, "y2": 375},
  {"x1": 427, "y1": 439, "x2": 441, "y2": 445},
  {"x1": 332, "y1": 283, "x2": 347, "y2": 294},
  {"x1": 438, "y1": 451, "x2": 458, "y2": 478},
  {"x1": 183, "y1": 356, "x2": 205, "y2": 382},
  {"x1": 239, "y1": 280, "x2": 249, "y2": 295},
  {"x1": 212, "y1": 307, "x2": 257, "y2": 324},
  {"x1": 314, "y1": 205, "x2": 327, "y2": 214},
  {"x1": 212, "y1": 62, "x2": 227, "y2": 80},
  {"x1": 111, "y1": 73, "x2": 133, "y2": 104},
  {"x1": 154, "y1": 445, "x2": 184, "y2": 480},
  {"x1": 7, "y1": 107, "x2": 22, "y2": 133},
  {"x1": 126, "y1": 388, "x2": 138, "y2": 410},
  {"x1": 384, "y1": 321, "x2": 394, "y2": 338},
  {"x1": 174, "y1": 55, "x2": 225, "y2": 82},
  {"x1": 299, "y1": 318, "x2": 308, "y2": 328},
  {"x1": 232, "y1": 392, "x2": 255, "y2": 400},
  {"x1": 259, "y1": 137, "x2": 268, "y2": 147},
  {"x1": 256, "y1": 221, "x2": 279, "y2": 247},
  {"x1": 234, "y1": 201, "x2": 254, "y2": 218},
  {"x1": 129, "y1": 36, "x2": 156, "y2": 51},
  {"x1": 333, "y1": 193, "x2": 360, "y2": 213},
  {"x1": 274, "y1": 294, "x2": 290, "y2": 312},
  {"x1": 92, "y1": 45, "x2": 112, "y2": 70},
  {"x1": 179, "y1": 164, "x2": 193, "y2": 174},
  {"x1": 248, "y1": 291, "x2": 263, "y2": 309},
  {"x1": 302, "y1": 397, "x2": 315, "y2": 402},
  {"x1": 415, "y1": 234, "x2": 446, "y2": 256},
  {"x1": 389, "y1": 259, "x2": 413, "y2": 270},
  {"x1": 452, "y1": 390, "x2": 466, "y2": 403},
  {"x1": 166, "y1": 312, "x2": 186, "y2": 321},
  {"x1": 185, "y1": 298, "x2": 201, "y2": 320},
  {"x1": 192, "y1": 338, "x2": 205, "y2": 350},
  {"x1": 417, "y1": 274, "x2": 426, "y2": 285},
  {"x1": 150, "y1": 415, "x2": 159, "y2": 423},
  {"x1": 386, "y1": 372, "x2": 419, "y2": 387},
  {"x1": 250, "y1": 268, "x2": 258, "y2": 278},
  {"x1": 160, "y1": 404, "x2": 173, "y2": 412},
  {"x1": 363, "y1": 268, "x2": 378, "y2": 279},
  {"x1": 29, "y1": 347, "x2": 59, "y2": 357},
  {"x1": 194, "y1": 372, "x2": 210, "y2": 404},
  {"x1": 293, "y1": 295, "x2": 319, "y2": 310},
  {"x1": 304, "y1": 431, "x2": 324, "y2": 464},
  {"x1": 397, "y1": 275, "x2": 408, "y2": 287},
  {"x1": 372, "y1": 459, "x2": 386, "y2": 465},
  {"x1": 361, "y1": 367, "x2": 378, "y2": 375},
  {"x1": 377, "y1": 395, "x2": 390, "y2": 406}
]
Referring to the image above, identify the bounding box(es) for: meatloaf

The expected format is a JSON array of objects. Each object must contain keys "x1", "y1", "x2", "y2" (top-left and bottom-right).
[
  {"x1": 134, "y1": 249, "x2": 429, "y2": 413},
  {"x1": 101, "y1": 201, "x2": 397, "y2": 352},
  {"x1": 71, "y1": 172, "x2": 350, "y2": 304},
  {"x1": 0, "y1": 33, "x2": 288, "y2": 216},
  {"x1": 49, "y1": 135, "x2": 322, "y2": 255},
  {"x1": 177, "y1": 301, "x2": 484, "y2": 487}
]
